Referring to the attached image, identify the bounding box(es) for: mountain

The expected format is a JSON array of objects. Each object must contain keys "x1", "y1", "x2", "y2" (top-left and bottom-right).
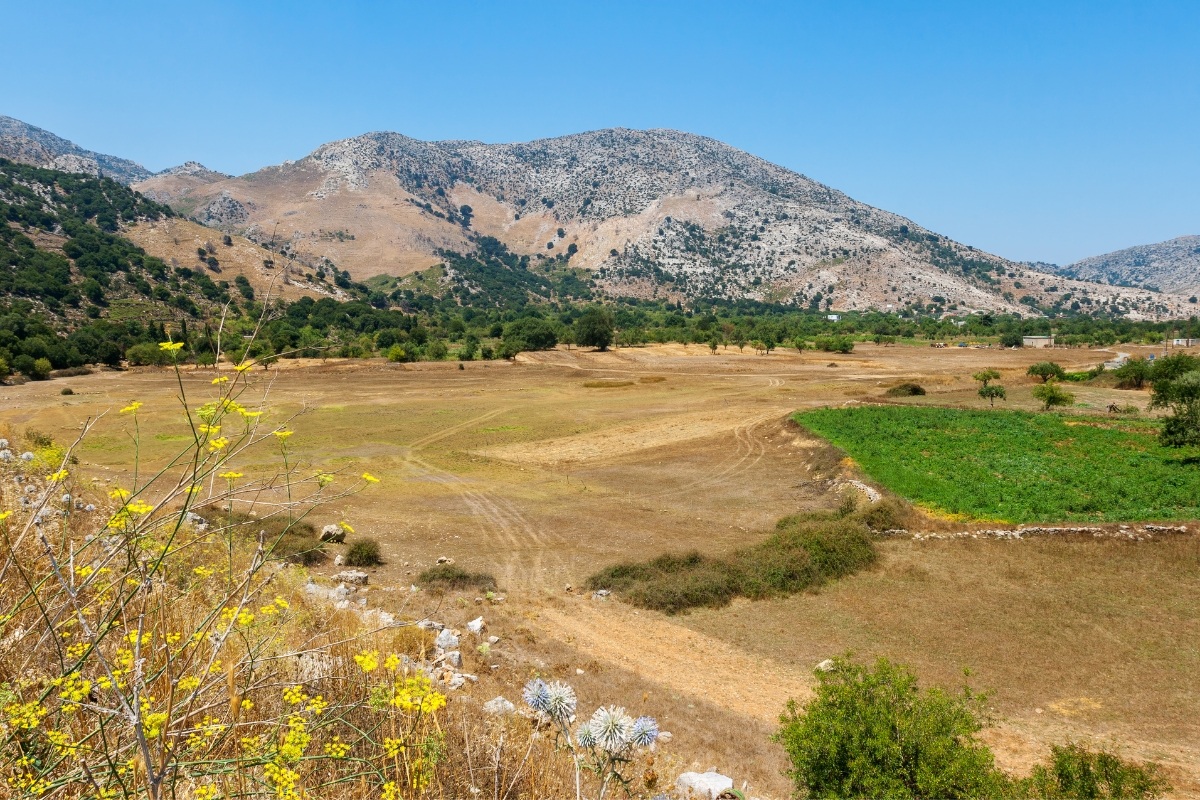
[
  {"x1": 1054, "y1": 236, "x2": 1200, "y2": 298},
  {"x1": 134, "y1": 128, "x2": 1189, "y2": 318},
  {"x1": 0, "y1": 115, "x2": 153, "y2": 184}
]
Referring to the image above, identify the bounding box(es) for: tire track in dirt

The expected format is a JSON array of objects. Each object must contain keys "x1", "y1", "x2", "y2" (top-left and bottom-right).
[
  {"x1": 625, "y1": 411, "x2": 777, "y2": 502},
  {"x1": 533, "y1": 599, "x2": 813, "y2": 722},
  {"x1": 408, "y1": 407, "x2": 509, "y2": 450}
]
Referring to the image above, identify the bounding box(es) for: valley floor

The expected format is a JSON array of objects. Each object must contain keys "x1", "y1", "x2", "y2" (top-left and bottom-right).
[{"x1": 3, "y1": 342, "x2": 1197, "y2": 797}]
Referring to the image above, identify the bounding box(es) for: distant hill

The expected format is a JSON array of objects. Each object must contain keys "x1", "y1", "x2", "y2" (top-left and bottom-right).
[
  {"x1": 134, "y1": 128, "x2": 1190, "y2": 318},
  {"x1": 1054, "y1": 236, "x2": 1200, "y2": 298},
  {"x1": 0, "y1": 115, "x2": 153, "y2": 184}
]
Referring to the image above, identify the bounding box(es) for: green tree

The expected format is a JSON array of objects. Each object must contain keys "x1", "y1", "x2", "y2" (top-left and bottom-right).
[
  {"x1": 1023, "y1": 743, "x2": 1169, "y2": 799},
  {"x1": 575, "y1": 306, "x2": 614, "y2": 351},
  {"x1": 776, "y1": 656, "x2": 1004, "y2": 799},
  {"x1": 1028, "y1": 362, "x2": 1066, "y2": 383},
  {"x1": 1149, "y1": 370, "x2": 1200, "y2": 448},
  {"x1": 973, "y1": 369, "x2": 1001, "y2": 388},
  {"x1": 1032, "y1": 382, "x2": 1074, "y2": 411},
  {"x1": 979, "y1": 384, "x2": 1007, "y2": 407}
]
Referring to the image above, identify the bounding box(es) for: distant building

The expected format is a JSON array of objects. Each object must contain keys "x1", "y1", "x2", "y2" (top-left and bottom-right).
[
  {"x1": 827, "y1": 314, "x2": 841, "y2": 322},
  {"x1": 1023, "y1": 335, "x2": 1054, "y2": 348},
  {"x1": 1172, "y1": 338, "x2": 1196, "y2": 347}
]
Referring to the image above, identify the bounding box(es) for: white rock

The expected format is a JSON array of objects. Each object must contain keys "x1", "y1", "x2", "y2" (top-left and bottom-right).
[
  {"x1": 320, "y1": 524, "x2": 345, "y2": 543},
  {"x1": 448, "y1": 674, "x2": 467, "y2": 690},
  {"x1": 332, "y1": 570, "x2": 368, "y2": 586},
  {"x1": 444, "y1": 650, "x2": 462, "y2": 668},
  {"x1": 333, "y1": 554, "x2": 345, "y2": 566},
  {"x1": 815, "y1": 659, "x2": 836, "y2": 672},
  {"x1": 675, "y1": 771, "x2": 734, "y2": 799},
  {"x1": 436, "y1": 555, "x2": 454, "y2": 565},
  {"x1": 20, "y1": 452, "x2": 34, "y2": 461},
  {"x1": 436, "y1": 629, "x2": 460, "y2": 650},
  {"x1": 483, "y1": 696, "x2": 516, "y2": 716},
  {"x1": 487, "y1": 635, "x2": 500, "y2": 645},
  {"x1": 466, "y1": 616, "x2": 485, "y2": 635}
]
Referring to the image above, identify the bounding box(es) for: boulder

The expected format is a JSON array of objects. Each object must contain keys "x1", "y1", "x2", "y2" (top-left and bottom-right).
[
  {"x1": 435, "y1": 629, "x2": 460, "y2": 651},
  {"x1": 332, "y1": 570, "x2": 368, "y2": 586},
  {"x1": 483, "y1": 696, "x2": 516, "y2": 716},
  {"x1": 444, "y1": 650, "x2": 462, "y2": 668},
  {"x1": 466, "y1": 616, "x2": 485, "y2": 635},
  {"x1": 320, "y1": 524, "x2": 345, "y2": 544},
  {"x1": 676, "y1": 771, "x2": 734, "y2": 799}
]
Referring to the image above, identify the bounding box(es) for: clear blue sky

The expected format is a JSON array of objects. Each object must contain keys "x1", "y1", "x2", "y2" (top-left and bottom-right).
[{"x1": 3, "y1": 0, "x2": 1197, "y2": 265}]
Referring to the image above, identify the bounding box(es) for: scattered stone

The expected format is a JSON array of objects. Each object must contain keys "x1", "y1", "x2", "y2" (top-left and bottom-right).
[
  {"x1": 332, "y1": 570, "x2": 369, "y2": 586},
  {"x1": 487, "y1": 635, "x2": 500, "y2": 645},
  {"x1": 444, "y1": 650, "x2": 462, "y2": 668},
  {"x1": 19, "y1": 452, "x2": 34, "y2": 461},
  {"x1": 447, "y1": 674, "x2": 467, "y2": 691},
  {"x1": 816, "y1": 659, "x2": 836, "y2": 672},
  {"x1": 435, "y1": 629, "x2": 460, "y2": 651},
  {"x1": 564, "y1": 584, "x2": 573, "y2": 593},
  {"x1": 320, "y1": 524, "x2": 346, "y2": 543},
  {"x1": 676, "y1": 771, "x2": 734, "y2": 799},
  {"x1": 483, "y1": 696, "x2": 516, "y2": 716},
  {"x1": 436, "y1": 555, "x2": 454, "y2": 565},
  {"x1": 467, "y1": 616, "x2": 485, "y2": 635},
  {"x1": 591, "y1": 589, "x2": 611, "y2": 600},
  {"x1": 417, "y1": 619, "x2": 444, "y2": 631},
  {"x1": 576, "y1": 668, "x2": 585, "y2": 675},
  {"x1": 333, "y1": 554, "x2": 345, "y2": 566}
]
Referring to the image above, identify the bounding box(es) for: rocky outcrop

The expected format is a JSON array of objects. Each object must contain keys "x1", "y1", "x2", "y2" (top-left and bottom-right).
[
  {"x1": 1057, "y1": 235, "x2": 1200, "y2": 297},
  {"x1": 196, "y1": 190, "x2": 250, "y2": 228},
  {"x1": 0, "y1": 115, "x2": 153, "y2": 184}
]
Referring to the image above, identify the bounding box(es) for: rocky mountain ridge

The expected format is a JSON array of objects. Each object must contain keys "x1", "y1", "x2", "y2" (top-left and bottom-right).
[
  {"x1": 1054, "y1": 236, "x2": 1200, "y2": 298},
  {"x1": 0, "y1": 115, "x2": 153, "y2": 184},
  {"x1": 2, "y1": 114, "x2": 1190, "y2": 317}
]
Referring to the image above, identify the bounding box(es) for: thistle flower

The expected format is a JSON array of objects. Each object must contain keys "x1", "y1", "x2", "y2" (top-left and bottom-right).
[
  {"x1": 631, "y1": 716, "x2": 660, "y2": 747},
  {"x1": 522, "y1": 678, "x2": 550, "y2": 713},
  {"x1": 586, "y1": 705, "x2": 635, "y2": 753},
  {"x1": 523, "y1": 678, "x2": 576, "y2": 724}
]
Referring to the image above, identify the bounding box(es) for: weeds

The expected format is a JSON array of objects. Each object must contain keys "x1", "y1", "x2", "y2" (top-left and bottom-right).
[
  {"x1": 345, "y1": 537, "x2": 383, "y2": 567},
  {"x1": 418, "y1": 565, "x2": 497, "y2": 593}
]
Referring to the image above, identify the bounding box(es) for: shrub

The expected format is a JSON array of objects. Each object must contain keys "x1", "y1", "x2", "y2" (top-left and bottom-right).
[
  {"x1": 419, "y1": 564, "x2": 497, "y2": 592},
  {"x1": 1114, "y1": 357, "x2": 1152, "y2": 389},
  {"x1": 26, "y1": 357, "x2": 53, "y2": 380},
  {"x1": 60, "y1": 387, "x2": 74, "y2": 395},
  {"x1": 776, "y1": 656, "x2": 1006, "y2": 799},
  {"x1": 1032, "y1": 382, "x2": 1075, "y2": 410},
  {"x1": 886, "y1": 382, "x2": 926, "y2": 396},
  {"x1": 815, "y1": 335, "x2": 855, "y2": 354},
  {"x1": 587, "y1": 514, "x2": 876, "y2": 614},
  {"x1": 344, "y1": 537, "x2": 383, "y2": 567},
  {"x1": 1022, "y1": 742, "x2": 1169, "y2": 799},
  {"x1": 125, "y1": 341, "x2": 170, "y2": 366}
]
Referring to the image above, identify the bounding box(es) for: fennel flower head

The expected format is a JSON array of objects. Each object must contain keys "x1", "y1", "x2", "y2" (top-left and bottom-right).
[{"x1": 522, "y1": 678, "x2": 577, "y2": 725}]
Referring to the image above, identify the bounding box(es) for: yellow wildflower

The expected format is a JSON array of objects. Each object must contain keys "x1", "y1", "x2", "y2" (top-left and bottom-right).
[
  {"x1": 119, "y1": 401, "x2": 143, "y2": 414},
  {"x1": 194, "y1": 786, "x2": 219, "y2": 800},
  {"x1": 384, "y1": 653, "x2": 401, "y2": 671},
  {"x1": 324, "y1": 736, "x2": 350, "y2": 758},
  {"x1": 47, "y1": 469, "x2": 69, "y2": 483},
  {"x1": 338, "y1": 521, "x2": 355, "y2": 534},
  {"x1": 5, "y1": 700, "x2": 47, "y2": 729},
  {"x1": 239, "y1": 409, "x2": 262, "y2": 419},
  {"x1": 143, "y1": 711, "x2": 169, "y2": 739},
  {"x1": 212, "y1": 375, "x2": 229, "y2": 384},
  {"x1": 0, "y1": 511, "x2": 11, "y2": 522},
  {"x1": 108, "y1": 487, "x2": 131, "y2": 501},
  {"x1": 316, "y1": 472, "x2": 334, "y2": 488},
  {"x1": 273, "y1": 429, "x2": 293, "y2": 440},
  {"x1": 235, "y1": 362, "x2": 254, "y2": 373},
  {"x1": 382, "y1": 781, "x2": 400, "y2": 800},
  {"x1": 198, "y1": 424, "x2": 220, "y2": 435},
  {"x1": 282, "y1": 685, "x2": 308, "y2": 706},
  {"x1": 177, "y1": 676, "x2": 201, "y2": 693},
  {"x1": 158, "y1": 341, "x2": 185, "y2": 352},
  {"x1": 219, "y1": 471, "x2": 243, "y2": 481},
  {"x1": 353, "y1": 650, "x2": 379, "y2": 673},
  {"x1": 208, "y1": 436, "x2": 230, "y2": 451},
  {"x1": 362, "y1": 472, "x2": 380, "y2": 483},
  {"x1": 193, "y1": 565, "x2": 214, "y2": 579},
  {"x1": 239, "y1": 698, "x2": 254, "y2": 712}
]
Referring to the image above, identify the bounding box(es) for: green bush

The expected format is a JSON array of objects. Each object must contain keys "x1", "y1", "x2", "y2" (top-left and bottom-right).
[
  {"x1": 344, "y1": 538, "x2": 383, "y2": 567},
  {"x1": 1032, "y1": 382, "x2": 1074, "y2": 410},
  {"x1": 1113, "y1": 357, "x2": 1152, "y2": 389},
  {"x1": 125, "y1": 342, "x2": 169, "y2": 366},
  {"x1": 418, "y1": 564, "x2": 497, "y2": 592},
  {"x1": 1022, "y1": 742, "x2": 1169, "y2": 799},
  {"x1": 777, "y1": 656, "x2": 1004, "y2": 799},
  {"x1": 886, "y1": 382, "x2": 926, "y2": 396},
  {"x1": 587, "y1": 514, "x2": 876, "y2": 614}
]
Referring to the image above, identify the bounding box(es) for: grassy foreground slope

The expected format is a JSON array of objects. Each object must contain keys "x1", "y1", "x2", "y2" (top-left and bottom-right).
[{"x1": 795, "y1": 406, "x2": 1200, "y2": 523}]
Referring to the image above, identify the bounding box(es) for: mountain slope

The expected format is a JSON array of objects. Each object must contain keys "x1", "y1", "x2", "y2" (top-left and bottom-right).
[
  {"x1": 0, "y1": 115, "x2": 153, "y2": 184},
  {"x1": 135, "y1": 128, "x2": 1190, "y2": 318},
  {"x1": 1056, "y1": 236, "x2": 1200, "y2": 297}
]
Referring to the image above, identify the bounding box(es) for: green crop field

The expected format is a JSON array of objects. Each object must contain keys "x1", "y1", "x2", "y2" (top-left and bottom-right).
[{"x1": 795, "y1": 405, "x2": 1200, "y2": 523}]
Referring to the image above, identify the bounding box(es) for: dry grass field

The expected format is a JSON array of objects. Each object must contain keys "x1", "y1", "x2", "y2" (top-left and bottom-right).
[{"x1": 3, "y1": 342, "x2": 1197, "y2": 797}]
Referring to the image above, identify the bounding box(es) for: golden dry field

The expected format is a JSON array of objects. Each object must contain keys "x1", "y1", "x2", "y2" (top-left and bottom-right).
[{"x1": 3, "y1": 342, "x2": 1197, "y2": 798}]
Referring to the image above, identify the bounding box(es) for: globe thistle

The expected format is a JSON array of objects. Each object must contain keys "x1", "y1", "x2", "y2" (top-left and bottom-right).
[
  {"x1": 630, "y1": 716, "x2": 659, "y2": 747},
  {"x1": 522, "y1": 679, "x2": 550, "y2": 714},
  {"x1": 575, "y1": 721, "x2": 598, "y2": 749},
  {"x1": 587, "y1": 705, "x2": 634, "y2": 754},
  {"x1": 543, "y1": 681, "x2": 577, "y2": 724}
]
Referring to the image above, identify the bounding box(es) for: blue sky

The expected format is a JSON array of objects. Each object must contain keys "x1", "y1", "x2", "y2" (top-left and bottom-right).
[{"x1": 3, "y1": 0, "x2": 1196, "y2": 264}]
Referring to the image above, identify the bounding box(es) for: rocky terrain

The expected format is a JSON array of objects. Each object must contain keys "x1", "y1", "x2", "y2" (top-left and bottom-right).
[
  {"x1": 131, "y1": 128, "x2": 1190, "y2": 317},
  {"x1": 1054, "y1": 235, "x2": 1200, "y2": 298},
  {"x1": 0, "y1": 115, "x2": 153, "y2": 184},
  {"x1": 2, "y1": 115, "x2": 1191, "y2": 317}
]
